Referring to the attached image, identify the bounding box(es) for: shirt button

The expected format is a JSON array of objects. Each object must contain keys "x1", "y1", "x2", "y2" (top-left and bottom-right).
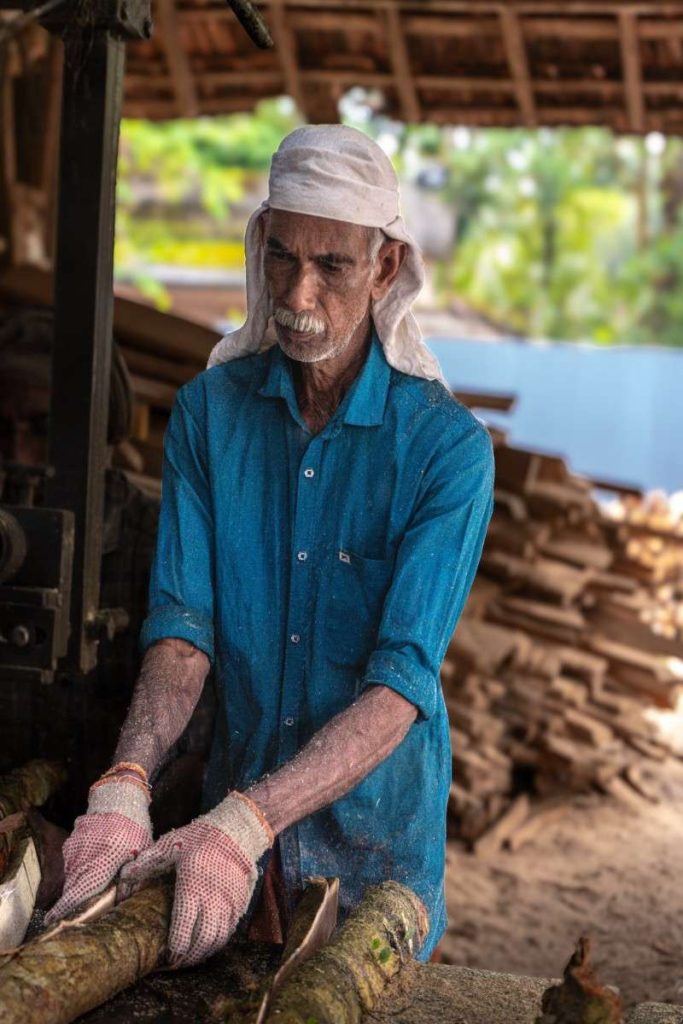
[
  {"x1": 290, "y1": 633, "x2": 300, "y2": 644},
  {"x1": 304, "y1": 468, "x2": 315, "y2": 478},
  {"x1": 297, "y1": 551, "x2": 308, "y2": 562},
  {"x1": 284, "y1": 717, "x2": 295, "y2": 727}
]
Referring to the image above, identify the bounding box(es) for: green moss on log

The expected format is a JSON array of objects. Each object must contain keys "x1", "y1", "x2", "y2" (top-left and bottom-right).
[
  {"x1": 261, "y1": 881, "x2": 428, "y2": 1024},
  {"x1": 0, "y1": 880, "x2": 172, "y2": 1024}
]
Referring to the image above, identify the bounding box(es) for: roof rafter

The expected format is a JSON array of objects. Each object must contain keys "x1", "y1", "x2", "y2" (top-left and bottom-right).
[
  {"x1": 268, "y1": 0, "x2": 306, "y2": 117},
  {"x1": 155, "y1": 0, "x2": 198, "y2": 117},
  {"x1": 499, "y1": 7, "x2": 537, "y2": 127},
  {"x1": 619, "y1": 10, "x2": 645, "y2": 132},
  {"x1": 385, "y1": 5, "x2": 420, "y2": 123}
]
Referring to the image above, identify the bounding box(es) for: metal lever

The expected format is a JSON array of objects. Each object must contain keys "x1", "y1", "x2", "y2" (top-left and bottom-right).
[{"x1": 226, "y1": 0, "x2": 273, "y2": 48}]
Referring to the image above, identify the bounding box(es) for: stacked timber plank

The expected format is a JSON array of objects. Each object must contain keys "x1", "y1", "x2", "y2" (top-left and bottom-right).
[
  {"x1": 0, "y1": 265, "x2": 219, "y2": 499},
  {"x1": 443, "y1": 439, "x2": 683, "y2": 848},
  {"x1": 115, "y1": 307, "x2": 216, "y2": 491}
]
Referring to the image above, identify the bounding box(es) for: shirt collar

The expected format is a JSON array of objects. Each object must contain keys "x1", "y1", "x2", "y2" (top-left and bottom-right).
[{"x1": 257, "y1": 328, "x2": 391, "y2": 429}]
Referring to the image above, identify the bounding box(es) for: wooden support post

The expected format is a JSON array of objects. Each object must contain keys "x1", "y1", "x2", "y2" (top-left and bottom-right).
[
  {"x1": 0, "y1": 58, "x2": 17, "y2": 264},
  {"x1": 156, "y1": 0, "x2": 199, "y2": 118},
  {"x1": 386, "y1": 5, "x2": 420, "y2": 124},
  {"x1": 619, "y1": 10, "x2": 645, "y2": 134},
  {"x1": 41, "y1": 38, "x2": 63, "y2": 265},
  {"x1": 499, "y1": 7, "x2": 536, "y2": 128},
  {"x1": 269, "y1": 0, "x2": 306, "y2": 118}
]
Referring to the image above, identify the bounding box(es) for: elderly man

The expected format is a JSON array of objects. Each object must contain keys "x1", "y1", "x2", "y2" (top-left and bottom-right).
[{"x1": 47, "y1": 126, "x2": 494, "y2": 966}]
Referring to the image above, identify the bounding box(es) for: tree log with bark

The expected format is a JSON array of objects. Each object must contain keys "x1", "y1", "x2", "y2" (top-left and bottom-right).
[
  {"x1": 0, "y1": 878, "x2": 426, "y2": 1024},
  {"x1": 0, "y1": 880, "x2": 172, "y2": 1024},
  {"x1": 0, "y1": 761, "x2": 65, "y2": 880},
  {"x1": 259, "y1": 880, "x2": 428, "y2": 1024}
]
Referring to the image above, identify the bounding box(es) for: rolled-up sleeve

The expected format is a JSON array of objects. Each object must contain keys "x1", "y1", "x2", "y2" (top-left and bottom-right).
[
  {"x1": 362, "y1": 421, "x2": 494, "y2": 720},
  {"x1": 139, "y1": 390, "x2": 215, "y2": 662}
]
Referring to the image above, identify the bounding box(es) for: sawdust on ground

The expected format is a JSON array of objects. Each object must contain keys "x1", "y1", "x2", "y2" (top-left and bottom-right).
[{"x1": 442, "y1": 760, "x2": 683, "y2": 1009}]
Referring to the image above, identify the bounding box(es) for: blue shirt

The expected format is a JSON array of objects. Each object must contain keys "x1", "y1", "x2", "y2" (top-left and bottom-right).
[{"x1": 141, "y1": 332, "x2": 494, "y2": 959}]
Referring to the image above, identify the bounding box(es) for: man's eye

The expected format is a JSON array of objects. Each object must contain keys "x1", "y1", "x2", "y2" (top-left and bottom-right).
[
  {"x1": 267, "y1": 249, "x2": 293, "y2": 262},
  {"x1": 318, "y1": 259, "x2": 342, "y2": 273}
]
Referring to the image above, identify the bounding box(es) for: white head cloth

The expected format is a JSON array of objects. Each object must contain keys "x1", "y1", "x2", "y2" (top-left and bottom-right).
[{"x1": 207, "y1": 124, "x2": 446, "y2": 384}]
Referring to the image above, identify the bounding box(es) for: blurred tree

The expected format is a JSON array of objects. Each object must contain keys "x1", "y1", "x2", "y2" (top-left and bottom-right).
[
  {"x1": 115, "y1": 98, "x2": 300, "y2": 273},
  {"x1": 115, "y1": 102, "x2": 683, "y2": 346}
]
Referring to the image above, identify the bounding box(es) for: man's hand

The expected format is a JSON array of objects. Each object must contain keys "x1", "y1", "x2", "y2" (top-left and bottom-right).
[
  {"x1": 45, "y1": 777, "x2": 152, "y2": 925},
  {"x1": 118, "y1": 792, "x2": 273, "y2": 967}
]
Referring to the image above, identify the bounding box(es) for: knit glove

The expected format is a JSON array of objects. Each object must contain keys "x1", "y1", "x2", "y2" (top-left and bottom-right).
[
  {"x1": 44, "y1": 777, "x2": 152, "y2": 925},
  {"x1": 118, "y1": 792, "x2": 273, "y2": 967}
]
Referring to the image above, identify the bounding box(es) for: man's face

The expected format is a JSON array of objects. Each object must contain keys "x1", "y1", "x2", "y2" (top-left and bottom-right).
[{"x1": 263, "y1": 210, "x2": 378, "y2": 364}]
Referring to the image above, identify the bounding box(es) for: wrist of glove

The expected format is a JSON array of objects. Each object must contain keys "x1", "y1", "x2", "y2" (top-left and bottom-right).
[
  {"x1": 44, "y1": 776, "x2": 152, "y2": 926},
  {"x1": 118, "y1": 792, "x2": 273, "y2": 967}
]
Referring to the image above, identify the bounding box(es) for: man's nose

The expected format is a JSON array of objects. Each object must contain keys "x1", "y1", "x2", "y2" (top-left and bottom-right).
[{"x1": 283, "y1": 265, "x2": 318, "y2": 312}]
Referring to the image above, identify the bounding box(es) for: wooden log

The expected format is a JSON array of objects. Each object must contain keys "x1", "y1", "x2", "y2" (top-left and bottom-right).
[
  {"x1": 548, "y1": 676, "x2": 589, "y2": 708},
  {"x1": 601, "y1": 775, "x2": 650, "y2": 812},
  {"x1": 507, "y1": 799, "x2": 568, "y2": 852},
  {"x1": 586, "y1": 637, "x2": 682, "y2": 708},
  {"x1": 473, "y1": 794, "x2": 531, "y2": 858},
  {"x1": 0, "y1": 264, "x2": 219, "y2": 364},
  {"x1": 493, "y1": 488, "x2": 528, "y2": 522},
  {"x1": 562, "y1": 708, "x2": 615, "y2": 749},
  {"x1": 540, "y1": 535, "x2": 613, "y2": 571},
  {"x1": 493, "y1": 445, "x2": 538, "y2": 494},
  {"x1": 264, "y1": 881, "x2": 428, "y2": 1024},
  {"x1": 0, "y1": 762, "x2": 65, "y2": 822},
  {"x1": 525, "y1": 482, "x2": 595, "y2": 521},
  {"x1": 254, "y1": 877, "x2": 339, "y2": 1023},
  {"x1": 555, "y1": 646, "x2": 607, "y2": 688},
  {"x1": 488, "y1": 598, "x2": 585, "y2": 646},
  {"x1": 0, "y1": 836, "x2": 40, "y2": 950},
  {"x1": 484, "y1": 518, "x2": 538, "y2": 560},
  {"x1": 481, "y1": 552, "x2": 592, "y2": 605},
  {"x1": 452, "y1": 390, "x2": 515, "y2": 413},
  {"x1": 536, "y1": 935, "x2": 623, "y2": 1024},
  {"x1": 120, "y1": 344, "x2": 200, "y2": 386},
  {"x1": 0, "y1": 881, "x2": 172, "y2": 1024},
  {"x1": 448, "y1": 618, "x2": 530, "y2": 675},
  {"x1": 0, "y1": 762, "x2": 65, "y2": 880}
]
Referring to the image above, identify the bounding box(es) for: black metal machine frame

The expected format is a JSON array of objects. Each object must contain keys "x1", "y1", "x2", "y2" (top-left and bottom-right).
[{"x1": 0, "y1": 0, "x2": 271, "y2": 680}]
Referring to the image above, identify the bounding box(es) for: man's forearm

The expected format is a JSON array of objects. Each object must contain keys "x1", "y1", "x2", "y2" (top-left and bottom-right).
[
  {"x1": 246, "y1": 685, "x2": 417, "y2": 835},
  {"x1": 114, "y1": 638, "x2": 210, "y2": 779}
]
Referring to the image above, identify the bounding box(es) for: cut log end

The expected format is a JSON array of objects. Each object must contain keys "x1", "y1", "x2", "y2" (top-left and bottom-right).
[{"x1": 263, "y1": 881, "x2": 428, "y2": 1024}]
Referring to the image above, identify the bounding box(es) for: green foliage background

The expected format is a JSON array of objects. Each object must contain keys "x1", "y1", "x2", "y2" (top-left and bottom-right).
[{"x1": 115, "y1": 102, "x2": 683, "y2": 346}]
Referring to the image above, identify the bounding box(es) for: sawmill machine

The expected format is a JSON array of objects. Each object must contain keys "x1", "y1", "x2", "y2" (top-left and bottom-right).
[{"x1": 0, "y1": 0, "x2": 271, "y2": 685}]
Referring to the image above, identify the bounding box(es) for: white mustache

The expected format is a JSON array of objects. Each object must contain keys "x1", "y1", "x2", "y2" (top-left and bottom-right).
[{"x1": 273, "y1": 307, "x2": 325, "y2": 335}]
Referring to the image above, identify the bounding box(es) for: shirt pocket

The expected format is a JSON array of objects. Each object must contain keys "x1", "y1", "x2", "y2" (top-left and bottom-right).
[{"x1": 322, "y1": 548, "x2": 394, "y2": 668}]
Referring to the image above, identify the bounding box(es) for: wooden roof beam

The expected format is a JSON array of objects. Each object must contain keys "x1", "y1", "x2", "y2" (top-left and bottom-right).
[
  {"x1": 269, "y1": 0, "x2": 307, "y2": 117},
  {"x1": 499, "y1": 8, "x2": 536, "y2": 127},
  {"x1": 619, "y1": 10, "x2": 645, "y2": 133},
  {"x1": 523, "y1": 17, "x2": 618, "y2": 40},
  {"x1": 386, "y1": 5, "x2": 420, "y2": 123},
  {"x1": 404, "y1": 15, "x2": 499, "y2": 38},
  {"x1": 287, "y1": 10, "x2": 380, "y2": 33},
  {"x1": 155, "y1": 0, "x2": 199, "y2": 118},
  {"x1": 428, "y1": 106, "x2": 628, "y2": 128}
]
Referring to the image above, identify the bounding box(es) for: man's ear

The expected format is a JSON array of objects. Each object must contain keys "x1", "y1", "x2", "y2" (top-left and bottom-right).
[{"x1": 370, "y1": 241, "x2": 407, "y2": 302}]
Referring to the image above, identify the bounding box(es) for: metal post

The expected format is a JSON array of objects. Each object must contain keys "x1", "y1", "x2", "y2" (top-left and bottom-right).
[{"x1": 45, "y1": 30, "x2": 125, "y2": 674}]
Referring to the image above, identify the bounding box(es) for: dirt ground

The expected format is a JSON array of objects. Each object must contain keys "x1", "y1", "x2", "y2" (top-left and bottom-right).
[{"x1": 442, "y1": 759, "x2": 683, "y2": 1010}]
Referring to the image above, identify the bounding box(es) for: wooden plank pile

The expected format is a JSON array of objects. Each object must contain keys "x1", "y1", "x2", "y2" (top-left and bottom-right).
[{"x1": 443, "y1": 438, "x2": 683, "y2": 849}]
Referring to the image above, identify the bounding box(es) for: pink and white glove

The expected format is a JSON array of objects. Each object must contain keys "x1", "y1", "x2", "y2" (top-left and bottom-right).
[
  {"x1": 118, "y1": 791, "x2": 273, "y2": 967},
  {"x1": 44, "y1": 777, "x2": 152, "y2": 925}
]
